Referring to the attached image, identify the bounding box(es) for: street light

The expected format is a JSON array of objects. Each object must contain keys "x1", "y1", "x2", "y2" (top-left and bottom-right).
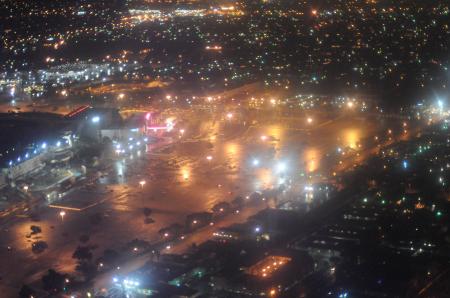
[
  {"x1": 91, "y1": 116, "x2": 100, "y2": 123},
  {"x1": 139, "y1": 180, "x2": 146, "y2": 188},
  {"x1": 59, "y1": 210, "x2": 66, "y2": 221},
  {"x1": 206, "y1": 155, "x2": 213, "y2": 161},
  {"x1": 23, "y1": 185, "x2": 29, "y2": 192},
  {"x1": 276, "y1": 162, "x2": 286, "y2": 173},
  {"x1": 307, "y1": 117, "x2": 313, "y2": 124}
]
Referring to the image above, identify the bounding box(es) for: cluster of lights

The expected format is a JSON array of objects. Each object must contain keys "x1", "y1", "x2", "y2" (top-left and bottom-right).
[
  {"x1": 6, "y1": 139, "x2": 65, "y2": 167},
  {"x1": 113, "y1": 277, "x2": 140, "y2": 287}
]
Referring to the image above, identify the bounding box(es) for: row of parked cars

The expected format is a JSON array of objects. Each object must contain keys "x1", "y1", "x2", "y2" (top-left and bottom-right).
[{"x1": 157, "y1": 191, "x2": 267, "y2": 242}]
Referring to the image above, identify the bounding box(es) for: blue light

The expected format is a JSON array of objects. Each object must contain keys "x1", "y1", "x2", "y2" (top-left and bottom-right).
[
  {"x1": 41, "y1": 142, "x2": 47, "y2": 149},
  {"x1": 9, "y1": 160, "x2": 12, "y2": 166},
  {"x1": 403, "y1": 160, "x2": 408, "y2": 169},
  {"x1": 91, "y1": 116, "x2": 100, "y2": 123}
]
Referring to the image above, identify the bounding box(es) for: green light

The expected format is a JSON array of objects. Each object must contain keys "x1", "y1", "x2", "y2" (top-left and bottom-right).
[
  {"x1": 381, "y1": 200, "x2": 386, "y2": 204},
  {"x1": 436, "y1": 211, "x2": 442, "y2": 217}
]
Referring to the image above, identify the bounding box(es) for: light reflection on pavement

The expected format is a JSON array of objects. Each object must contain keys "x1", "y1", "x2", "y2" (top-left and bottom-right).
[{"x1": 0, "y1": 109, "x2": 391, "y2": 296}]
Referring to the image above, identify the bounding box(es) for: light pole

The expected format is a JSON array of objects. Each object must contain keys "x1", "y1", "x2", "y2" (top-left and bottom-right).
[{"x1": 59, "y1": 210, "x2": 66, "y2": 221}]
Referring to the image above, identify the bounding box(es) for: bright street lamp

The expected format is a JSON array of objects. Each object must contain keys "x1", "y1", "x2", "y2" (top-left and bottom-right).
[{"x1": 59, "y1": 210, "x2": 66, "y2": 220}]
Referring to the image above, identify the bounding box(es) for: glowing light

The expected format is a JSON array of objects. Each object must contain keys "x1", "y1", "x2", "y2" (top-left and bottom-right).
[
  {"x1": 206, "y1": 155, "x2": 213, "y2": 161},
  {"x1": 403, "y1": 160, "x2": 408, "y2": 169},
  {"x1": 276, "y1": 162, "x2": 286, "y2": 173},
  {"x1": 92, "y1": 116, "x2": 100, "y2": 123},
  {"x1": 307, "y1": 117, "x2": 313, "y2": 124},
  {"x1": 59, "y1": 210, "x2": 66, "y2": 220}
]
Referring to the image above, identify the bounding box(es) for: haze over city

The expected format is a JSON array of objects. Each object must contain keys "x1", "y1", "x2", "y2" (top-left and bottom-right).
[{"x1": 0, "y1": 1, "x2": 450, "y2": 297}]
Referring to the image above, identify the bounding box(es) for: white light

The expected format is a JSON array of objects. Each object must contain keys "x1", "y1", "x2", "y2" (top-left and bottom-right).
[
  {"x1": 255, "y1": 226, "x2": 261, "y2": 233},
  {"x1": 276, "y1": 162, "x2": 286, "y2": 173},
  {"x1": 56, "y1": 141, "x2": 61, "y2": 147},
  {"x1": 41, "y1": 142, "x2": 47, "y2": 149},
  {"x1": 206, "y1": 155, "x2": 213, "y2": 161},
  {"x1": 113, "y1": 277, "x2": 118, "y2": 283},
  {"x1": 92, "y1": 116, "x2": 100, "y2": 123},
  {"x1": 252, "y1": 159, "x2": 260, "y2": 166}
]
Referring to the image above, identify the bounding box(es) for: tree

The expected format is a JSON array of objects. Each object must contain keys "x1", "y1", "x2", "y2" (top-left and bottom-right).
[
  {"x1": 143, "y1": 207, "x2": 152, "y2": 217},
  {"x1": 18, "y1": 285, "x2": 35, "y2": 298},
  {"x1": 42, "y1": 269, "x2": 66, "y2": 293},
  {"x1": 72, "y1": 246, "x2": 92, "y2": 262},
  {"x1": 79, "y1": 234, "x2": 90, "y2": 243},
  {"x1": 30, "y1": 225, "x2": 42, "y2": 235},
  {"x1": 75, "y1": 261, "x2": 97, "y2": 281}
]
